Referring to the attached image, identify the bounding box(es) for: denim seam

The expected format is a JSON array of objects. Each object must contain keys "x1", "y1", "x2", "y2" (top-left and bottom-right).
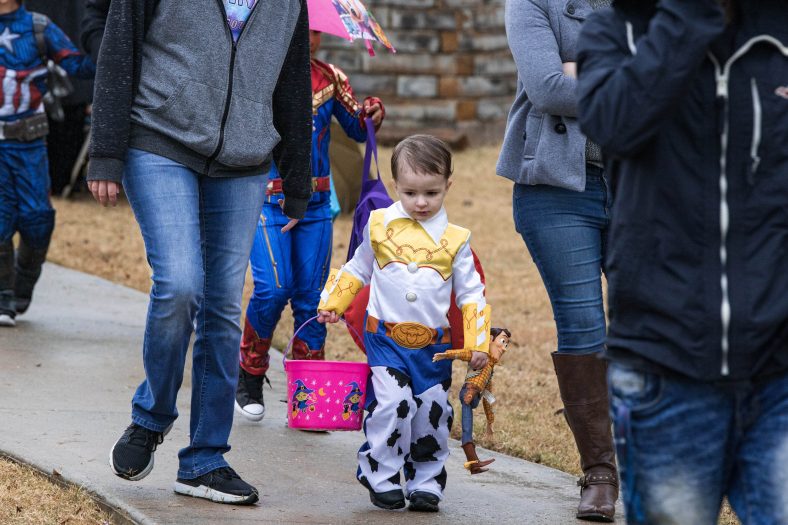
[
  {"x1": 177, "y1": 458, "x2": 229, "y2": 480},
  {"x1": 130, "y1": 414, "x2": 168, "y2": 433},
  {"x1": 191, "y1": 186, "x2": 211, "y2": 475}
]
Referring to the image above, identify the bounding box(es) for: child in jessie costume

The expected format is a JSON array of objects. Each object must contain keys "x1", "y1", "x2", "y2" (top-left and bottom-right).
[
  {"x1": 318, "y1": 135, "x2": 490, "y2": 513},
  {"x1": 235, "y1": 29, "x2": 384, "y2": 421}
]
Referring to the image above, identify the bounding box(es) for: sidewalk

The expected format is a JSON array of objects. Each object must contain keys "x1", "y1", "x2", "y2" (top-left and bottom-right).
[{"x1": 0, "y1": 264, "x2": 623, "y2": 524}]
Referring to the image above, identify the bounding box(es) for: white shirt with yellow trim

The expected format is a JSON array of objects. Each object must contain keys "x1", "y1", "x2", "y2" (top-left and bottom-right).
[{"x1": 333, "y1": 201, "x2": 486, "y2": 329}]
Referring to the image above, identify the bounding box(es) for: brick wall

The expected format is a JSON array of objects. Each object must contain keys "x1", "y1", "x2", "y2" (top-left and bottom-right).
[{"x1": 316, "y1": 0, "x2": 515, "y2": 147}]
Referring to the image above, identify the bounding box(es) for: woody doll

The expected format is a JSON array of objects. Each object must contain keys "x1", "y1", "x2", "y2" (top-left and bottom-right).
[{"x1": 434, "y1": 327, "x2": 511, "y2": 474}]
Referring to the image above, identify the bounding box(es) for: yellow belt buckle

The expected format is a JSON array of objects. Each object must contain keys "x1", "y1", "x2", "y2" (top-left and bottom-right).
[
  {"x1": 311, "y1": 177, "x2": 318, "y2": 192},
  {"x1": 391, "y1": 322, "x2": 434, "y2": 349}
]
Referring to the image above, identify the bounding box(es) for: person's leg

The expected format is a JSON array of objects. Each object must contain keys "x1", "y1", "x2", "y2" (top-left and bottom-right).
[
  {"x1": 403, "y1": 339, "x2": 453, "y2": 509},
  {"x1": 0, "y1": 145, "x2": 17, "y2": 323},
  {"x1": 608, "y1": 363, "x2": 731, "y2": 525},
  {"x1": 727, "y1": 372, "x2": 788, "y2": 525},
  {"x1": 176, "y1": 171, "x2": 265, "y2": 483},
  {"x1": 110, "y1": 149, "x2": 203, "y2": 481},
  {"x1": 513, "y1": 168, "x2": 617, "y2": 520},
  {"x1": 457, "y1": 385, "x2": 491, "y2": 475},
  {"x1": 12, "y1": 141, "x2": 55, "y2": 315},
  {"x1": 236, "y1": 199, "x2": 293, "y2": 421},
  {"x1": 357, "y1": 331, "x2": 412, "y2": 509},
  {"x1": 290, "y1": 195, "x2": 332, "y2": 358}
]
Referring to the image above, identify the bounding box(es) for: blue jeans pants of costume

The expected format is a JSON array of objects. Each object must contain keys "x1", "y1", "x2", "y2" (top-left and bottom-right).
[
  {"x1": 512, "y1": 165, "x2": 611, "y2": 356},
  {"x1": 609, "y1": 364, "x2": 788, "y2": 525},
  {"x1": 123, "y1": 149, "x2": 265, "y2": 479},
  {"x1": 458, "y1": 384, "x2": 481, "y2": 444},
  {"x1": 0, "y1": 140, "x2": 54, "y2": 314},
  {"x1": 242, "y1": 191, "x2": 332, "y2": 374},
  {"x1": 357, "y1": 321, "x2": 453, "y2": 499}
]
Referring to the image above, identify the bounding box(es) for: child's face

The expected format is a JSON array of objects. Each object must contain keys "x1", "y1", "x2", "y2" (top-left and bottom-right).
[
  {"x1": 393, "y1": 166, "x2": 451, "y2": 221},
  {"x1": 309, "y1": 31, "x2": 322, "y2": 56},
  {"x1": 0, "y1": 0, "x2": 20, "y2": 10}
]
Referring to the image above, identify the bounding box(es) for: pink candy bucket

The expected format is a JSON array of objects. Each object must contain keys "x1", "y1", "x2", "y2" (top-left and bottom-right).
[{"x1": 283, "y1": 316, "x2": 370, "y2": 431}]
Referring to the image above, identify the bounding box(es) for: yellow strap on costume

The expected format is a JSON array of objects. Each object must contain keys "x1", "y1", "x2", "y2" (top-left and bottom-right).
[
  {"x1": 461, "y1": 303, "x2": 492, "y2": 354},
  {"x1": 318, "y1": 268, "x2": 363, "y2": 316}
]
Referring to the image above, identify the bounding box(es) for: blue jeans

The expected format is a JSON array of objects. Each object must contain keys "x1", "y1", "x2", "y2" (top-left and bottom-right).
[
  {"x1": 458, "y1": 384, "x2": 481, "y2": 444},
  {"x1": 609, "y1": 363, "x2": 788, "y2": 524},
  {"x1": 512, "y1": 166, "x2": 611, "y2": 355},
  {"x1": 123, "y1": 149, "x2": 266, "y2": 479}
]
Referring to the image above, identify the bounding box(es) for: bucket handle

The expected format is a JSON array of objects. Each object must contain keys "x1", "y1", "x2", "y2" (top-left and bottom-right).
[{"x1": 283, "y1": 315, "x2": 364, "y2": 366}]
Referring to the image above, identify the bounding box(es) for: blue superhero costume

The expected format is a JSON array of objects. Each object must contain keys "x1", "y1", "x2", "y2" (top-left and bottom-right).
[
  {"x1": 0, "y1": 6, "x2": 95, "y2": 321},
  {"x1": 239, "y1": 58, "x2": 384, "y2": 374}
]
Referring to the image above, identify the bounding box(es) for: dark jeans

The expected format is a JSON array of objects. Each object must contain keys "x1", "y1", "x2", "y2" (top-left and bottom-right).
[
  {"x1": 512, "y1": 165, "x2": 611, "y2": 355},
  {"x1": 609, "y1": 363, "x2": 788, "y2": 525}
]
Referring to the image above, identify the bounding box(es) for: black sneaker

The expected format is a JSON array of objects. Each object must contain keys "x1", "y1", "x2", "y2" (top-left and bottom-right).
[
  {"x1": 408, "y1": 491, "x2": 440, "y2": 512},
  {"x1": 234, "y1": 369, "x2": 270, "y2": 422},
  {"x1": 173, "y1": 466, "x2": 259, "y2": 505},
  {"x1": 110, "y1": 422, "x2": 171, "y2": 481},
  {"x1": 359, "y1": 475, "x2": 405, "y2": 510}
]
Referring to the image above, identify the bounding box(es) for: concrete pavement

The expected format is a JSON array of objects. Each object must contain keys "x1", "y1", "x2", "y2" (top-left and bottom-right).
[{"x1": 0, "y1": 264, "x2": 623, "y2": 524}]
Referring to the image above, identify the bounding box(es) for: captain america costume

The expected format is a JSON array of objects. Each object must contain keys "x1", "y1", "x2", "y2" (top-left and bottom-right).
[
  {"x1": 239, "y1": 58, "x2": 384, "y2": 376},
  {"x1": 0, "y1": 5, "x2": 95, "y2": 321}
]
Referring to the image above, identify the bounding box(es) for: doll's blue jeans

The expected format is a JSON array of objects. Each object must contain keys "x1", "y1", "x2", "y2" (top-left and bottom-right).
[{"x1": 458, "y1": 384, "x2": 481, "y2": 444}]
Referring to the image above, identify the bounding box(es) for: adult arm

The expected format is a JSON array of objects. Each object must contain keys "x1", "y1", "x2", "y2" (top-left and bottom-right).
[
  {"x1": 85, "y1": 0, "x2": 139, "y2": 185},
  {"x1": 272, "y1": 0, "x2": 313, "y2": 221},
  {"x1": 505, "y1": 0, "x2": 577, "y2": 116},
  {"x1": 81, "y1": 0, "x2": 110, "y2": 63},
  {"x1": 576, "y1": 0, "x2": 725, "y2": 157}
]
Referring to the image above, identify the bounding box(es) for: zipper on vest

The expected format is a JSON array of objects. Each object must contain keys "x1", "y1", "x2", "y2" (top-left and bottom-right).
[{"x1": 208, "y1": 0, "x2": 260, "y2": 172}]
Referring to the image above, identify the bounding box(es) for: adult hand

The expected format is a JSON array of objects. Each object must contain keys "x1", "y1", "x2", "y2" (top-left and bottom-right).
[
  {"x1": 562, "y1": 61, "x2": 577, "y2": 79},
  {"x1": 470, "y1": 351, "x2": 489, "y2": 370},
  {"x1": 88, "y1": 180, "x2": 121, "y2": 207},
  {"x1": 279, "y1": 199, "x2": 300, "y2": 233},
  {"x1": 317, "y1": 310, "x2": 340, "y2": 324},
  {"x1": 365, "y1": 102, "x2": 384, "y2": 130}
]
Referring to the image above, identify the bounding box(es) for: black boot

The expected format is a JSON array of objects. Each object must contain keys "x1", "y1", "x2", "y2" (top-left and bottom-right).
[
  {"x1": 14, "y1": 238, "x2": 49, "y2": 315},
  {"x1": 0, "y1": 240, "x2": 15, "y2": 326}
]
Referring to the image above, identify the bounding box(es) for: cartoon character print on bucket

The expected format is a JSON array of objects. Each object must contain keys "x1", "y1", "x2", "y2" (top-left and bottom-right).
[{"x1": 285, "y1": 316, "x2": 370, "y2": 431}]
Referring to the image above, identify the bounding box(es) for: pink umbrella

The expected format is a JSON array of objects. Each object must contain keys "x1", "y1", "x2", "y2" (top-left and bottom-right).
[{"x1": 307, "y1": 0, "x2": 396, "y2": 56}]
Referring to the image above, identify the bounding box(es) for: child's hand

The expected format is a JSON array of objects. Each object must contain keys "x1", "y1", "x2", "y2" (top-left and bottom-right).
[
  {"x1": 562, "y1": 61, "x2": 577, "y2": 78},
  {"x1": 470, "y1": 351, "x2": 489, "y2": 370},
  {"x1": 485, "y1": 423, "x2": 494, "y2": 440},
  {"x1": 365, "y1": 102, "x2": 384, "y2": 130},
  {"x1": 432, "y1": 352, "x2": 451, "y2": 362},
  {"x1": 317, "y1": 310, "x2": 339, "y2": 324}
]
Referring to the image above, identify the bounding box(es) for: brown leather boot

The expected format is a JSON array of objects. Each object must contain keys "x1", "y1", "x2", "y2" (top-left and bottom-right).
[
  {"x1": 461, "y1": 442, "x2": 495, "y2": 475},
  {"x1": 552, "y1": 352, "x2": 618, "y2": 522},
  {"x1": 291, "y1": 336, "x2": 325, "y2": 360}
]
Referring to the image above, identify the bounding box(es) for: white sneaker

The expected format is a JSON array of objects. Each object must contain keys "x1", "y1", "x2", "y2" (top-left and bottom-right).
[
  {"x1": 0, "y1": 313, "x2": 16, "y2": 327},
  {"x1": 234, "y1": 400, "x2": 265, "y2": 422}
]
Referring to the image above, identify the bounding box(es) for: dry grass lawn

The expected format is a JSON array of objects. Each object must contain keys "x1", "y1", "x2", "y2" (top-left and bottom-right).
[
  {"x1": 0, "y1": 457, "x2": 115, "y2": 524},
  {"x1": 46, "y1": 145, "x2": 739, "y2": 525}
]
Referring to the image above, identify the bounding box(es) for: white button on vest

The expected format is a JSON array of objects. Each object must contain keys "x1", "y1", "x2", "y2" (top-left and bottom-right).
[
  {"x1": 405, "y1": 292, "x2": 418, "y2": 302},
  {"x1": 407, "y1": 262, "x2": 418, "y2": 273}
]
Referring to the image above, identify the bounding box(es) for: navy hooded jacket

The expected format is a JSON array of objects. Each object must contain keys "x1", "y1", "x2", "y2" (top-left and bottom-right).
[{"x1": 576, "y1": 0, "x2": 788, "y2": 382}]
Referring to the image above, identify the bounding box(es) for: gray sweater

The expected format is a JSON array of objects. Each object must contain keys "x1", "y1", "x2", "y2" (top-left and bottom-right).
[{"x1": 497, "y1": 0, "x2": 609, "y2": 191}]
